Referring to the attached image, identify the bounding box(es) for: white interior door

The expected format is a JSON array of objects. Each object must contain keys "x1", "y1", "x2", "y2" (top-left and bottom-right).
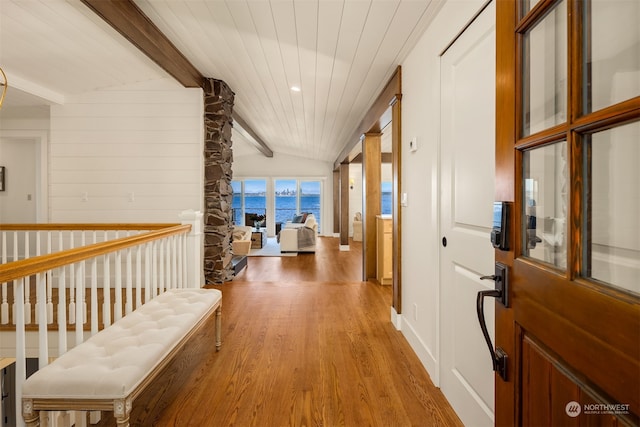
[
  {"x1": 0, "y1": 138, "x2": 37, "y2": 223},
  {"x1": 439, "y1": 2, "x2": 496, "y2": 426}
]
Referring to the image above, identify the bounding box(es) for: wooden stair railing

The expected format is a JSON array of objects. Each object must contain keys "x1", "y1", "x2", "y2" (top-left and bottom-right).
[{"x1": 0, "y1": 214, "x2": 205, "y2": 427}]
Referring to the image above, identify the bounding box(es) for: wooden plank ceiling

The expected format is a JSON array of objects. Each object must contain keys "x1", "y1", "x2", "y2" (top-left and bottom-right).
[{"x1": 0, "y1": 0, "x2": 437, "y2": 163}]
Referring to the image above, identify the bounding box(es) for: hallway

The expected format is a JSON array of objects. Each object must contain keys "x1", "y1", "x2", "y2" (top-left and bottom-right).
[{"x1": 98, "y1": 237, "x2": 462, "y2": 426}]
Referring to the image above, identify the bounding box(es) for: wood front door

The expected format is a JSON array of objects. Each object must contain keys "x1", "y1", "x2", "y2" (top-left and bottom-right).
[{"x1": 494, "y1": 1, "x2": 639, "y2": 425}]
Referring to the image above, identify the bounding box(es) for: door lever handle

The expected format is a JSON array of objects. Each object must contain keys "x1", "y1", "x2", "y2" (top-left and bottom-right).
[{"x1": 476, "y1": 262, "x2": 509, "y2": 381}]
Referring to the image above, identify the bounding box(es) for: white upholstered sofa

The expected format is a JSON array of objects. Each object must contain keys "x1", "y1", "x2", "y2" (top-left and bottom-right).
[{"x1": 279, "y1": 214, "x2": 318, "y2": 253}]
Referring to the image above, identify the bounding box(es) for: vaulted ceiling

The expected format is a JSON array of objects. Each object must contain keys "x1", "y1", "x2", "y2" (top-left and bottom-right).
[{"x1": 0, "y1": 0, "x2": 438, "y2": 163}]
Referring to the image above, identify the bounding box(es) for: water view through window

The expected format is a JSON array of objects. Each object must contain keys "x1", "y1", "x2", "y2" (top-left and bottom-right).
[{"x1": 232, "y1": 179, "x2": 321, "y2": 232}]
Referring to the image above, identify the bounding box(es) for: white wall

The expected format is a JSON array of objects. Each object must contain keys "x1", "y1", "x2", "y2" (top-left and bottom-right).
[
  {"x1": 49, "y1": 79, "x2": 203, "y2": 223},
  {"x1": 400, "y1": 0, "x2": 488, "y2": 382},
  {"x1": 233, "y1": 152, "x2": 334, "y2": 236}
]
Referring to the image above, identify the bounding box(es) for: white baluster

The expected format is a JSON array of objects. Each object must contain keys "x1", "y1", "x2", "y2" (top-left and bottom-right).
[
  {"x1": 90, "y1": 231, "x2": 98, "y2": 335},
  {"x1": 37, "y1": 269, "x2": 50, "y2": 369},
  {"x1": 81, "y1": 233, "x2": 87, "y2": 325},
  {"x1": 125, "y1": 242, "x2": 133, "y2": 315},
  {"x1": 75, "y1": 262, "x2": 83, "y2": 346},
  {"x1": 12, "y1": 232, "x2": 18, "y2": 324},
  {"x1": 35, "y1": 233, "x2": 41, "y2": 324},
  {"x1": 57, "y1": 235, "x2": 68, "y2": 355},
  {"x1": 135, "y1": 245, "x2": 142, "y2": 310},
  {"x1": 144, "y1": 242, "x2": 151, "y2": 303},
  {"x1": 103, "y1": 231, "x2": 111, "y2": 328},
  {"x1": 68, "y1": 232, "x2": 76, "y2": 325},
  {"x1": 14, "y1": 277, "x2": 26, "y2": 427},
  {"x1": 114, "y1": 232, "x2": 123, "y2": 321},
  {"x1": 159, "y1": 239, "x2": 165, "y2": 295},
  {"x1": 46, "y1": 231, "x2": 54, "y2": 324},
  {"x1": 171, "y1": 235, "x2": 178, "y2": 289},
  {"x1": 1, "y1": 232, "x2": 8, "y2": 324},
  {"x1": 24, "y1": 232, "x2": 32, "y2": 324},
  {"x1": 153, "y1": 241, "x2": 159, "y2": 298}
]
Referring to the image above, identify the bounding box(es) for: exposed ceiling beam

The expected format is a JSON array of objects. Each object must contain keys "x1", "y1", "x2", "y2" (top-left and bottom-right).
[
  {"x1": 233, "y1": 114, "x2": 274, "y2": 158},
  {"x1": 81, "y1": 0, "x2": 273, "y2": 157},
  {"x1": 81, "y1": 0, "x2": 203, "y2": 88},
  {"x1": 333, "y1": 66, "x2": 402, "y2": 171}
]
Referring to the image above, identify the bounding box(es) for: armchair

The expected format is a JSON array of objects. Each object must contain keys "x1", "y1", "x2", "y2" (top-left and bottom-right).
[{"x1": 232, "y1": 226, "x2": 253, "y2": 255}]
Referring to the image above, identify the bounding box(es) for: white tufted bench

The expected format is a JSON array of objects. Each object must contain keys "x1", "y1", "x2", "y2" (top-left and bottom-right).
[{"x1": 21, "y1": 288, "x2": 222, "y2": 427}]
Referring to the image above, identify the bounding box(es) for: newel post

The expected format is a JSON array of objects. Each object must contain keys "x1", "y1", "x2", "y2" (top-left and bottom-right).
[{"x1": 180, "y1": 210, "x2": 204, "y2": 288}]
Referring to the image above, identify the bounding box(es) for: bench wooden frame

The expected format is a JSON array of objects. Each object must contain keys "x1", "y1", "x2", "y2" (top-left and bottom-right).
[{"x1": 22, "y1": 291, "x2": 222, "y2": 427}]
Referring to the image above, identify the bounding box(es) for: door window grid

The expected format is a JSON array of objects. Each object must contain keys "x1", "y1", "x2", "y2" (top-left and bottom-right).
[{"x1": 517, "y1": 0, "x2": 640, "y2": 292}]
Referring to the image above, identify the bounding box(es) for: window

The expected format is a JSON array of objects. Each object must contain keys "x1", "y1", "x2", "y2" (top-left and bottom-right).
[
  {"x1": 232, "y1": 179, "x2": 266, "y2": 226},
  {"x1": 275, "y1": 179, "x2": 322, "y2": 232}
]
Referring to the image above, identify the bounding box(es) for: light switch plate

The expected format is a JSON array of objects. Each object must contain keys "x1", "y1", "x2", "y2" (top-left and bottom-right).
[{"x1": 409, "y1": 137, "x2": 418, "y2": 152}]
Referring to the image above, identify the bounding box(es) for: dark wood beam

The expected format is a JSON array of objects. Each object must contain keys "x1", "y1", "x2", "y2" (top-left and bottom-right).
[
  {"x1": 333, "y1": 66, "x2": 401, "y2": 170},
  {"x1": 233, "y1": 113, "x2": 274, "y2": 158},
  {"x1": 81, "y1": 0, "x2": 203, "y2": 88}
]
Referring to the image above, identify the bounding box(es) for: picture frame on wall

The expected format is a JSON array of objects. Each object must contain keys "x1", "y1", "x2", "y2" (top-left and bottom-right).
[{"x1": 0, "y1": 166, "x2": 5, "y2": 191}]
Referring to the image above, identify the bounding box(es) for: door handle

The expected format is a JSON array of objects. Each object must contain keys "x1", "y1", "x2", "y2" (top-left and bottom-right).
[{"x1": 477, "y1": 262, "x2": 508, "y2": 381}]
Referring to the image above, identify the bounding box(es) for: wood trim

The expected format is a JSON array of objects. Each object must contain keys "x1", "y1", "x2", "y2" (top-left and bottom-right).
[
  {"x1": 495, "y1": 0, "x2": 517, "y2": 425},
  {"x1": 391, "y1": 97, "x2": 402, "y2": 313},
  {"x1": 340, "y1": 164, "x2": 350, "y2": 247},
  {"x1": 80, "y1": 0, "x2": 203, "y2": 88},
  {"x1": 0, "y1": 225, "x2": 191, "y2": 283},
  {"x1": 333, "y1": 67, "x2": 401, "y2": 170},
  {"x1": 333, "y1": 170, "x2": 340, "y2": 234}
]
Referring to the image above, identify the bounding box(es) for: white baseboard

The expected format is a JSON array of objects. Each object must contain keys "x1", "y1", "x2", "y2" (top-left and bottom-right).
[
  {"x1": 339, "y1": 245, "x2": 350, "y2": 251},
  {"x1": 401, "y1": 318, "x2": 440, "y2": 386},
  {"x1": 390, "y1": 306, "x2": 402, "y2": 330}
]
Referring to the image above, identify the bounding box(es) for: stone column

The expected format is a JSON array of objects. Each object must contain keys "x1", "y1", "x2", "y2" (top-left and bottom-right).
[{"x1": 203, "y1": 78, "x2": 235, "y2": 284}]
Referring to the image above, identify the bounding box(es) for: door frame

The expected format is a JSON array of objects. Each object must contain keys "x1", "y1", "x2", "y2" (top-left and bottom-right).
[{"x1": 0, "y1": 130, "x2": 48, "y2": 223}]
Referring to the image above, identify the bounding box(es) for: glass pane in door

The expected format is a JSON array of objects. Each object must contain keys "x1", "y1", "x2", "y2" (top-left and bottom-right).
[
  {"x1": 583, "y1": 0, "x2": 640, "y2": 114},
  {"x1": 583, "y1": 121, "x2": 640, "y2": 294},
  {"x1": 522, "y1": 0, "x2": 567, "y2": 136},
  {"x1": 522, "y1": 141, "x2": 568, "y2": 269}
]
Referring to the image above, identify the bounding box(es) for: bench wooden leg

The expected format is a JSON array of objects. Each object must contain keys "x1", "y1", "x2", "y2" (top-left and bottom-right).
[
  {"x1": 113, "y1": 398, "x2": 131, "y2": 427},
  {"x1": 216, "y1": 305, "x2": 222, "y2": 351},
  {"x1": 22, "y1": 399, "x2": 40, "y2": 427}
]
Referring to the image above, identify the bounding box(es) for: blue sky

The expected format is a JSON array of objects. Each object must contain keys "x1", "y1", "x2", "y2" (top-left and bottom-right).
[{"x1": 233, "y1": 179, "x2": 320, "y2": 195}]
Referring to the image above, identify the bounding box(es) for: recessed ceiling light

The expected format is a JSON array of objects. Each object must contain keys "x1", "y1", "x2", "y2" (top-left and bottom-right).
[{"x1": 291, "y1": 86, "x2": 301, "y2": 92}]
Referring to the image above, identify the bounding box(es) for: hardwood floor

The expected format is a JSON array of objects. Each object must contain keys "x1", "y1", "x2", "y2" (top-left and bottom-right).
[{"x1": 98, "y1": 237, "x2": 462, "y2": 426}]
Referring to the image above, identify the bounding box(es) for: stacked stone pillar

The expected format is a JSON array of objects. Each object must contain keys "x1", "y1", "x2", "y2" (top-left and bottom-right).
[{"x1": 203, "y1": 78, "x2": 235, "y2": 284}]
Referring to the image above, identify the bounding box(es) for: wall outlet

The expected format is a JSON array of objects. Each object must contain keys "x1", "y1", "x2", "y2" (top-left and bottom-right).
[
  {"x1": 413, "y1": 303, "x2": 418, "y2": 321},
  {"x1": 81, "y1": 192, "x2": 88, "y2": 202}
]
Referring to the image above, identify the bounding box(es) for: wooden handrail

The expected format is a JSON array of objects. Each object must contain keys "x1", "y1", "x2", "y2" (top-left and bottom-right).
[
  {"x1": 0, "y1": 224, "x2": 191, "y2": 283},
  {"x1": 0, "y1": 223, "x2": 180, "y2": 231}
]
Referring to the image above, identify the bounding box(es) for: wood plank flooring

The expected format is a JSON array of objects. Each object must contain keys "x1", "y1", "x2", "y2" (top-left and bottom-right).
[{"x1": 98, "y1": 237, "x2": 462, "y2": 426}]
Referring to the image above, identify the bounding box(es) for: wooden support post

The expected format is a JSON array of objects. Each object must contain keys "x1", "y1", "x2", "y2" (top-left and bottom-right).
[
  {"x1": 333, "y1": 170, "x2": 340, "y2": 236},
  {"x1": 339, "y1": 164, "x2": 350, "y2": 249},
  {"x1": 363, "y1": 133, "x2": 382, "y2": 281}
]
